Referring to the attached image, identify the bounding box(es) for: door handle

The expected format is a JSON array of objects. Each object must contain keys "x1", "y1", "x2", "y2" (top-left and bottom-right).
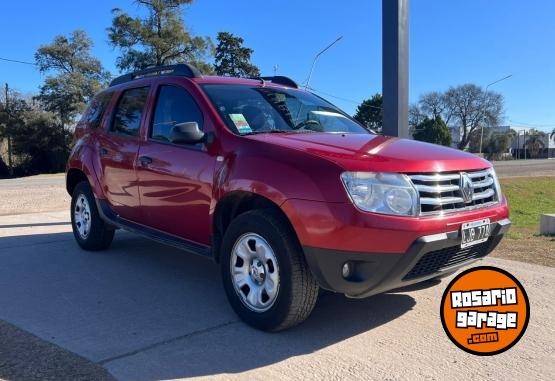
[
  {"x1": 99, "y1": 147, "x2": 109, "y2": 157},
  {"x1": 139, "y1": 155, "x2": 153, "y2": 165}
]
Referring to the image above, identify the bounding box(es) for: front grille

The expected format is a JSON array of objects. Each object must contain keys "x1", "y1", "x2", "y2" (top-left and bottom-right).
[
  {"x1": 403, "y1": 241, "x2": 490, "y2": 280},
  {"x1": 408, "y1": 168, "x2": 498, "y2": 215}
]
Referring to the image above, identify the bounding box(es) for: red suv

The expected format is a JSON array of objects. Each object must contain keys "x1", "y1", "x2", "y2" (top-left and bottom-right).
[{"x1": 66, "y1": 64, "x2": 511, "y2": 331}]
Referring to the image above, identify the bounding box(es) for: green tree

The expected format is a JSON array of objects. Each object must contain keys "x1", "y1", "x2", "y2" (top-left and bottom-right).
[
  {"x1": 0, "y1": 89, "x2": 29, "y2": 176},
  {"x1": 34, "y1": 30, "x2": 109, "y2": 129},
  {"x1": 413, "y1": 115, "x2": 452, "y2": 147},
  {"x1": 412, "y1": 84, "x2": 504, "y2": 150},
  {"x1": 11, "y1": 109, "x2": 68, "y2": 174},
  {"x1": 0, "y1": 89, "x2": 29, "y2": 139},
  {"x1": 482, "y1": 131, "x2": 512, "y2": 160},
  {"x1": 353, "y1": 93, "x2": 382, "y2": 132},
  {"x1": 525, "y1": 131, "x2": 546, "y2": 158},
  {"x1": 108, "y1": 0, "x2": 214, "y2": 73},
  {"x1": 214, "y1": 32, "x2": 260, "y2": 77},
  {"x1": 1, "y1": 91, "x2": 68, "y2": 175}
]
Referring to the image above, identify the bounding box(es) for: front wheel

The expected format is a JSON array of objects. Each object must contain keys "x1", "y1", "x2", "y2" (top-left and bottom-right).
[
  {"x1": 221, "y1": 209, "x2": 319, "y2": 331},
  {"x1": 71, "y1": 181, "x2": 114, "y2": 251}
]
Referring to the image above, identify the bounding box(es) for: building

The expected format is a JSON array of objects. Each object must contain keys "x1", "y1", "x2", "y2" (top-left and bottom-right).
[
  {"x1": 510, "y1": 127, "x2": 555, "y2": 159},
  {"x1": 448, "y1": 125, "x2": 554, "y2": 159}
]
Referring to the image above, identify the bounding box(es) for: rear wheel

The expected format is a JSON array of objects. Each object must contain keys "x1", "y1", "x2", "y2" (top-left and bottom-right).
[
  {"x1": 221, "y1": 209, "x2": 319, "y2": 331},
  {"x1": 71, "y1": 181, "x2": 114, "y2": 251}
]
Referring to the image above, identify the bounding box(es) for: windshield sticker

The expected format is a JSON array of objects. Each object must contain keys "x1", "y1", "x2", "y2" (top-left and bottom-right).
[{"x1": 229, "y1": 113, "x2": 252, "y2": 134}]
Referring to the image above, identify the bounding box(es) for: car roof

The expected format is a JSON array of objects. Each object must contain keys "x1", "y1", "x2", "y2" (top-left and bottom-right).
[
  {"x1": 109, "y1": 64, "x2": 300, "y2": 90},
  {"x1": 192, "y1": 75, "x2": 300, "y2": 89}
]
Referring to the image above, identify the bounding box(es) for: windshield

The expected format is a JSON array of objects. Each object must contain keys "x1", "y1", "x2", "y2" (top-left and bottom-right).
[{"x1": 201, "y1": 84, "x2": 370, "y2": 135}]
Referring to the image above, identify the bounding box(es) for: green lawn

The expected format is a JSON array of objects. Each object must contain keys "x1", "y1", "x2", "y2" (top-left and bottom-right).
[
  {"x1": 491, "y1": 176, "x2": 555, "y2": 267},
  {"x1": 501, "y1": 176, "x2": 555, "y2": 238}
]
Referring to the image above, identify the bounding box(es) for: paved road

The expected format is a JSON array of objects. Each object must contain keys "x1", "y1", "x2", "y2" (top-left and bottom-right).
[
  {"x1": 0, "y1": 211, "x2": 553, "y2": 380},
  {"x1": 0, "y1": 174, "x2": 65, "y2": 187},
  {"x1": 492, "y1": 159, "x2": 554, "y2": 178},
  {"x1": 0, "y1": 174, "x2": 69, "y2": 216},
  {"x1": 0, "y1": 157, "x2": 551, "y2": 191}
]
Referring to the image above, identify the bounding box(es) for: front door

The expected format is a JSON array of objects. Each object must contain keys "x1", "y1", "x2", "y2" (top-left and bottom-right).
[
  {"x1": 136, "y1": 83, "x2": 215, "y2": 245},
  {"x1": 97, "y1": 86, "x2": 150, "y2": 222}
]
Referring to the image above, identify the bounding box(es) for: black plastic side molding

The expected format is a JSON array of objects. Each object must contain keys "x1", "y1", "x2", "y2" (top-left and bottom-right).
[{"x1": 95, "y1": 198, "x2": 213, "y2": 259}]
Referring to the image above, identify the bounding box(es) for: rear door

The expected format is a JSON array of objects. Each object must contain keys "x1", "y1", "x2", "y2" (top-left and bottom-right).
[
  {"x1": 97, "y1": 86, "x2": 150, "y2": 221},
  {"x1": 136, "y1": 81, "x2": 216, "y2": 245}
]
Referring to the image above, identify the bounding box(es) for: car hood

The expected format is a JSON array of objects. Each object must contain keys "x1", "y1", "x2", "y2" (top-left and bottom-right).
[{"x1": 246, "y1": 132, "x2": 491, "y2": 173}]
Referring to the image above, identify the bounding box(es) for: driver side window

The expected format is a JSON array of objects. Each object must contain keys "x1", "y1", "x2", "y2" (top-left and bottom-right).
[{"x1": 151, "y1": 85, "x2": 204, "y2": 142}]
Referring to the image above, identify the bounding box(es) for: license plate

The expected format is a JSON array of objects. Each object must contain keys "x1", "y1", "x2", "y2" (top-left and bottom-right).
[{"x1": 460, "y1": 219, "x2": 491, "y2": 248}]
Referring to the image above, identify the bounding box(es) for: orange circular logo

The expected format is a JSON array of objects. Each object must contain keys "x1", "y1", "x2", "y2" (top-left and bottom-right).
[{"x1": 440, "y1": 266, "x2": 530, "y2": 356}]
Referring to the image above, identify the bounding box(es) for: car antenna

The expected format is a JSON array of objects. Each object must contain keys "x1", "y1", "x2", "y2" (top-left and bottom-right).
[{"x1": 248, "y1": 76, "x2": 266, "y2": 86}]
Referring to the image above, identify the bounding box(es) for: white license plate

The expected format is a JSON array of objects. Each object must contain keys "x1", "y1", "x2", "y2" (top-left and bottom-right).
[{"x1": 460, "y1": 219, "x2": 491, "y2": 248}]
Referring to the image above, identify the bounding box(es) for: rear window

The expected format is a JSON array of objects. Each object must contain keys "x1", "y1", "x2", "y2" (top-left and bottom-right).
[{"x1": 84, "y1": 92, "x2": 113, "y2": 129}]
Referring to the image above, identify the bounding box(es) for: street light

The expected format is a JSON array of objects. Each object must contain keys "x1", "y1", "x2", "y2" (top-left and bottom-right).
[
  {"x1": 303, "y1": 36, "x2": 343, "y2": 89},
  {"x1": 479, "y1": 74, "x2": 513, "y2": 154}
]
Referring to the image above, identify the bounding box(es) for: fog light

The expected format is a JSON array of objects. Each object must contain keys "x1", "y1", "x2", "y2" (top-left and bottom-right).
[{"x1": 342, "y1": 262, "x2": 353, "y2": 279}]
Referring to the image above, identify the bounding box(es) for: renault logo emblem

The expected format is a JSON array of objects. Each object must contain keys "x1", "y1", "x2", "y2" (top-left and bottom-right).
[{"x1": 460, "y1": 172, "x2": 474, "y2": 203}]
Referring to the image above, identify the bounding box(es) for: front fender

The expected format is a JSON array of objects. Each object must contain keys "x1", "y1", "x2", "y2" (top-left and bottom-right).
[{"x1": 214, "y1": 144, "x2": 348, "y2": 205}]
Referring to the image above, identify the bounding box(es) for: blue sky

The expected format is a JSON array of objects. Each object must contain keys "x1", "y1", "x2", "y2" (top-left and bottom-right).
[{"x1": 1, "y1": 0, "x2": 554, "y2": 132}]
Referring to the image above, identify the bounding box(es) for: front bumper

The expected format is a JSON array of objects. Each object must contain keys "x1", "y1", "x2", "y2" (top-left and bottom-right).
[{"x1": 303, "y1": 218, "x2": 511, "y2": 298}]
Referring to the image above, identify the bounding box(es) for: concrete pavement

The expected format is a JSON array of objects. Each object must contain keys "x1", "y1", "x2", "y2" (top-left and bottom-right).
[{"x1": 0, "y1": 211, "x2": 554, "y2": 380}]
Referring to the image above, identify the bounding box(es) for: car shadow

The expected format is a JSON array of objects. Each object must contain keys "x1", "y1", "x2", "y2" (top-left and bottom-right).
[{"x1": 0, "y1": 230, "x2": 416, "y2": 380}]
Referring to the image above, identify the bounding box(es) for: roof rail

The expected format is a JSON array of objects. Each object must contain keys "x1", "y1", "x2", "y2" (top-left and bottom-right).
[
  {"x1": 259, "y1": 76, "x2": 299, "y2": 89},
  {"x1": 109, "y1": 63, "x2": 202, "y2": 87}
]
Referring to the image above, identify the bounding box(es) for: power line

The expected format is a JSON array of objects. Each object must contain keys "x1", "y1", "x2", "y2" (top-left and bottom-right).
[
  {"x1": 0, "y1": 57, "x2": 37, "y2": 66},
  {"x1": 310, "y1": 88, "x2": 361, "y2": 104},
  {"x1": 308, "y1": 87, "x2": 383, "y2": 109},
  {"x1": 508, "y1": 120, "x2": 555, "y2": 129}
]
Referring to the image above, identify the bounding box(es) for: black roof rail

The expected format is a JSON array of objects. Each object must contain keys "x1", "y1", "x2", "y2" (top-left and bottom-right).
[
  {"x1": 109, "y1": 63, "x2": 202, "y2": 87},
  {"x1": 259, "y1": 76, "x2": 299, "y2": 89}
]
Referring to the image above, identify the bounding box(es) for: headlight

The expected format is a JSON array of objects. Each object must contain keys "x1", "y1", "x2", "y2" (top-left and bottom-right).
[
  {"x1": 341, "y1": 172, "x2": 419, "y2": 216},
  {"x1": 490, "y1": 168, "x2": 503, "y2": 201}
]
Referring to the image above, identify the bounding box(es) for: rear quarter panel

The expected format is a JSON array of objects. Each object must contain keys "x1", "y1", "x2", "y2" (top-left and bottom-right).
[{"x1": 66, "y1": 132, "x2": 105, "y2": 198}]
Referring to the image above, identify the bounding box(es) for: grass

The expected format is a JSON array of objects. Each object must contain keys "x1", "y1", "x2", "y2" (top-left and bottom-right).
[
  {"x1": 491, "y1": 176, "x2": 555, "y2": 267},
  {"x1": 501, "y1": 176, "x2": 555, "y2": 238}
]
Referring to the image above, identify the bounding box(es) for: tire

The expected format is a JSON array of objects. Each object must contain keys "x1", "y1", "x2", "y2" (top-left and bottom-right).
[
  {"x1": 71, "y1": 181, "x2": 115, "y2": 251},
  {"x1": 221, "y1": 209, "x2": 319, "y2": 331}
]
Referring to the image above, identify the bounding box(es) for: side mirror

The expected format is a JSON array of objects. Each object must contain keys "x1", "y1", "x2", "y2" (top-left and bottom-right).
[{"x1": 169, "y1": 122, "x2": 205, "y2": 145}]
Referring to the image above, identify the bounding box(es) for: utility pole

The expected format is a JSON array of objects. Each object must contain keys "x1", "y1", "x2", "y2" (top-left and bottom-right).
[
  {"x1": 524, "y1": 129, "x2": 527, "y2": 160},
  {"x1": 4, "y1": 83, "x2": 13, "y2": 176},
  {"x1": 382, "y1": 0, "x2": 410, "y2": 138}
]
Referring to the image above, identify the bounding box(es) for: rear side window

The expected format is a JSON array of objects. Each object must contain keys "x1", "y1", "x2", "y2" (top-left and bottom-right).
[
  {"x1": 151, "y1": 85, "x2": 204, "y2": 142},
  {"x1": 85, "y1": 92, "x2": 112, "y2": 129},
  {"x1": 111, "y1": 87, "x2": 150, "y2": 137}
]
